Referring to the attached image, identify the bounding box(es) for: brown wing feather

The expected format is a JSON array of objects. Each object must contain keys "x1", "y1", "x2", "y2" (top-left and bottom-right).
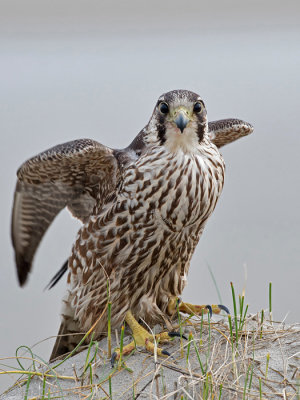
[
  {"x1": 208, "y1": 119, "x2": 253, "y2": 148},
  {"x1": 11, "y1": 138, "x2": 119, "y2": 286}
]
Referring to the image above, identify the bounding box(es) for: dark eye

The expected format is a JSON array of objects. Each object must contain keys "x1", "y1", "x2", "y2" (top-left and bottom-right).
[
  {"x1": 159, "y1": 102, "x2": 169, "y2": 114},
  {"x1": 193, "y1": 102, "x2": 202, "y2": 113}
]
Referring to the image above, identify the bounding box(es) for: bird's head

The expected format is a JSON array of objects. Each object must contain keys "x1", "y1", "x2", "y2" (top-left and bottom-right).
[{"x1": 147, "y1": 90, "x2": 208, "y2": 153}]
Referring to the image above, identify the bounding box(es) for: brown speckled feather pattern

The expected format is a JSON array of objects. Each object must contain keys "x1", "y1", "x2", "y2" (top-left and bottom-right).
[
  {"x1": 11, "y1": 90, "x2": 253, "y2": 360},
  {"x1": 65, "y1": 137, "x2": 225, "y2": 340},
  {"x1": 208, "y1": 119, "x2": 253, "y2": 148}
]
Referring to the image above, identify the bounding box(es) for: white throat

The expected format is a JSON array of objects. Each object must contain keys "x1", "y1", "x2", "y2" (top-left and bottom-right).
[{"x1": 164, "y1": 125, "x2": 200, "y2": 154}]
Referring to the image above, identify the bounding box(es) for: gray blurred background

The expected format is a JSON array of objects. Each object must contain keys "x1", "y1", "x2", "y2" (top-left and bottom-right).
[{"x1": 1, "y1": 0, "x2": 299, "y2": 391}]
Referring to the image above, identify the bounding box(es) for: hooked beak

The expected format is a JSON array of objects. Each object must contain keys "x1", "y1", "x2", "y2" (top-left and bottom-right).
[{"x1": 174, "y1": 110, "x2": 190, "y2": 133}]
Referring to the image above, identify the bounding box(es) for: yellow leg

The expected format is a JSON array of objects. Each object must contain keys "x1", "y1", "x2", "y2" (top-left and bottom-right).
[{"x1": 111, "y1": 311, "x2": 185, "y2": 366}]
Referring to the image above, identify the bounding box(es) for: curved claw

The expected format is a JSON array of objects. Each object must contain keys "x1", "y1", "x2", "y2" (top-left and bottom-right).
[
  {"x1": 218, "y1": 304, "x2": 230, "y2": 314},
  {"x1": 168, "y1": 331, "x2": 188, "y2": 340},
  {"x1": 111, "y1": 351, "x2": 118, "y2": 368},
  {"x1": 161, "y1": 349, "x2": 171, "y2": 357},
  {"x1": 205, "y1": 305, "x2": 213, "y2": 317}
]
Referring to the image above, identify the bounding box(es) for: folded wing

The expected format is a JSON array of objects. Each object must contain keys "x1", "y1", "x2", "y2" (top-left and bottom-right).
[{"x1": 11, "y1": 139, "x2": 119, "y2": 286}]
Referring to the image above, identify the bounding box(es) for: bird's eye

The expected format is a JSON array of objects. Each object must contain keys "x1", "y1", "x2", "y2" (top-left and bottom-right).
[
  {"x1": 193, "y1": 102, "x2": 203, "y2": 113},
  {"x1": 159, "y1": 102, "x2": 169, "y2": 114}
]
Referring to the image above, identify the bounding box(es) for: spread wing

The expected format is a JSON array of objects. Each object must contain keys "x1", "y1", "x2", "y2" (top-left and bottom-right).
[
  {"x1": 11, "y1": 138, "x2": 119, "y2": 286},
  {"x1": 208, "y1": 119, "x2": 253, "y2": 148}
]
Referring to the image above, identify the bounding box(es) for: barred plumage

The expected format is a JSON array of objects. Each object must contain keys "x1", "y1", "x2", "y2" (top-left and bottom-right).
[{"x1": 11, "y1": 89, "x2": 253, "y2": 360}]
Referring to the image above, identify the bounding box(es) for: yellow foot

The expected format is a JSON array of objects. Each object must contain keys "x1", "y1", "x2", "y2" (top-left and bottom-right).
[
  {"x1": 167, "y1": 298, "x2": 230, "y2": 318},
  {"x1": 111, "y1": 311, "x2": 186, "y2": 367}
]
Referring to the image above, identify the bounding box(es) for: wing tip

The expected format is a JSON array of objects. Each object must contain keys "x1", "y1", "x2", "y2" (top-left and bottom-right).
[
  {"x1": 16, "y1": 256, "x2": 31, "y2": 287},
  {"x1": 44, "y1": 259, "x2": 68, "y2": 291}
]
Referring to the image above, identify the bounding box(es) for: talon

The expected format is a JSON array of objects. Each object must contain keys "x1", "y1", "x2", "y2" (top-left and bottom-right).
[
  {"x1": 171, "y1": 298, "x2": 229, "y2": 318},
  {"x1": 206, "y1": 305, "x2": 213, "y2": 317},
  {"x1": 111, "y1": 351, "x2": 118, "y2": 368},
  {"x1": 218, "y1": 304, "x2": 230, "y2": 314},
  {"x1": 168, "y1": 331, "x2": 188, "y2": 340},
  {"x1": 123, "y1": 311, "x2": 179, "y2": 360}
]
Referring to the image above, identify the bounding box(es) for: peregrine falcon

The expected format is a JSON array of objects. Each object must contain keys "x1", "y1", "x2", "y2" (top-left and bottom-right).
[{"x1": 11, "y1": 90, "x2": 253, "y2": 361}]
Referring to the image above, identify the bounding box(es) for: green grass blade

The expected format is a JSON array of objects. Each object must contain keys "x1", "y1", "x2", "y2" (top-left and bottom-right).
[
  {"x1": 269, "y1": 282, "x2": 273, "y2": 322},
  {"x1": 193, "y1": 339, "x2": 205, "y2": 375},
  {"x1": 207, "y1": 263, "x2": 223, "y2": 304},
  {"x1": 24, "y1": 372, "x2": 32, "y2": 400},
  {"x1": 230, "y1": 282, "x2": 239, "y2": 348}
]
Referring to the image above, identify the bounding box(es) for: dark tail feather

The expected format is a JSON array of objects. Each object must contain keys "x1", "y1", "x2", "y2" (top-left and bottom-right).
[
  {"x1": 44, "y1": 260, "x2": 68, "y2": 291},
  {"x1": 50, "y1": 320, "x2": 84, "y2": 362}
]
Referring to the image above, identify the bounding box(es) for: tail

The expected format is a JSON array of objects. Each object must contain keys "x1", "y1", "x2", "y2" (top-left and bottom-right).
[{"x1": 50, "y1": 319, "x2": 84, "y2": 362}]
